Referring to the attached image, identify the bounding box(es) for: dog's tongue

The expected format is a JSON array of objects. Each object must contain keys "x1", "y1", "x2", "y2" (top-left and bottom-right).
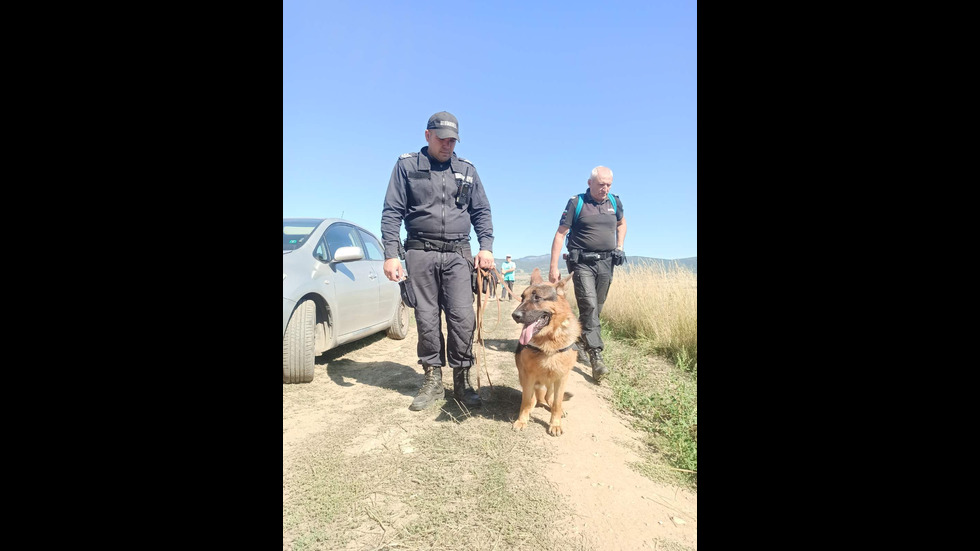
[{"x1": 520, "y1": 319, "x2": 545, "y2": 345}]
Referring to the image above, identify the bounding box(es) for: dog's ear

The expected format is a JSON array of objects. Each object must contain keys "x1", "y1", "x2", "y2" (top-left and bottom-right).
[{"x1": 530, "y1": 268, "x2": 543, "y2": 285}]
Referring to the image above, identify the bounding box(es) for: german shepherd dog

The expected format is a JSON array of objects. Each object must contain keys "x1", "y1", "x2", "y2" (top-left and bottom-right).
[{"x1": 511, "y1": 268, "x2": 582, "y2": 436}]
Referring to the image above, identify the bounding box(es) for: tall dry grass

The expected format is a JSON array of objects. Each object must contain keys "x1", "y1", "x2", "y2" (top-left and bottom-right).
[{"x1": 566, "y1": 262, "x2": 697, "y2": 371}]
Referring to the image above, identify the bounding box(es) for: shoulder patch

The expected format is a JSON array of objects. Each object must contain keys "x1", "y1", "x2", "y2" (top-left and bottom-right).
[
  {"x1": 399, "y1": 153, "x2": 414, "y2": 159},
  {"x1": 457, "y1": 157, "x2": 474, "y2": 166}
]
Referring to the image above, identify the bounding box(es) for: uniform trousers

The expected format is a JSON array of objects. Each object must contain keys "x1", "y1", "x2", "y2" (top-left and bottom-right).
[{"x1": 404, "y1": 248, "x2": 475, "y2": 368}]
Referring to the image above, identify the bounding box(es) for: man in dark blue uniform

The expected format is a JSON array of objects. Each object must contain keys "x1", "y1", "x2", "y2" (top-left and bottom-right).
[
  {"x1": 381, "y1": 111, "x2": 495, "y2": 411},
  {"x1": 547, "y1": 166, "x2": 627, "y2": 382}
]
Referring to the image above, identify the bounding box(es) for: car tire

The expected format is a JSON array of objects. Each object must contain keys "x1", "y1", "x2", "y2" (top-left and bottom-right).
[
  {"x1": 283, "y1": 299, "x2": 316, "y2": 384},
  {"x1": 386, "y1": 300, "x2": 410, "y2": 340}
]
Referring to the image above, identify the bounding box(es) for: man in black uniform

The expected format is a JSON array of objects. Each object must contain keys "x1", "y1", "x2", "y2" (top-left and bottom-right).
[
  {"x1": 547, "y1": 166, "x2": 627, "y2": 383},
  {"x1": 381, "y1": 111, "x2": 495, "y2": 411}
]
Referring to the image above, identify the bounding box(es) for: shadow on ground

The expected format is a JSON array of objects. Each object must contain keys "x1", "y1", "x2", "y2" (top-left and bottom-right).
[
  {"x1": 322, "y1": 359, "x2": 420, "y2": 396},
  {"x1": 435, "y1": 383, "x2": 579, "y2": 432},
  {"x1": 312, "y1": 326, "x2": 575, "y2": 430},
  {"x1": 479, "y1": 337, "x2": 519, "y2": 353},
  {"x1": 318, "y1": 357, "x2": 551, "y2": 427}
]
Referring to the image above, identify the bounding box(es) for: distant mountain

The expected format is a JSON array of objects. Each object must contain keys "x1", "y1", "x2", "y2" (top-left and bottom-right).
[{"x1": 495, "y1": 255, "x2": 696, "y2": 276}]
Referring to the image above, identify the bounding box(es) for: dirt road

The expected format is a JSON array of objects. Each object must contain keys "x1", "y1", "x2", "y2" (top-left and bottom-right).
[{"x1": 283, "y1": 300, "x2": 697, "y2": 550}]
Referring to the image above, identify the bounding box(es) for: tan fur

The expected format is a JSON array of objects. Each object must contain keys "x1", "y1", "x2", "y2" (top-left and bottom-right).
[{"x1": 512, "y1": 268, "x2": 582, "y2": 436}]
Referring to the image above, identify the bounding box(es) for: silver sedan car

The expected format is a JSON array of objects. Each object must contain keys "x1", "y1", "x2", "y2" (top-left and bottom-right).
[{"x1": 283, "y1": 218, "x2": 410, "y2": 384}]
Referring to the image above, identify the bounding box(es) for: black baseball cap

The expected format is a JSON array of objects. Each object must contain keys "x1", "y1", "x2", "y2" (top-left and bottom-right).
[{"x1": 427, "y1": 111, "x2": 460, "y2": 141}]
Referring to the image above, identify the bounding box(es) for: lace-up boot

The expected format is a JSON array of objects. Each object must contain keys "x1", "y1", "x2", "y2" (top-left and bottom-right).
[
  {"x1": 409, "y1": 366, "x2": 444, "y2": 411},
  {"x1": 588, "y1": 348, "x2": 609, "y2": 382},
  {"x1": 452, "y1": 367, "x2": 483, "y2": 409}
]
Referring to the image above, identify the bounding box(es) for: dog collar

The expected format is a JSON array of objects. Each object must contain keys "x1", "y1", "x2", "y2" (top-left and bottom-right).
[{"x1": 521, "y1": 343, "x2": 574, "y2": 353}]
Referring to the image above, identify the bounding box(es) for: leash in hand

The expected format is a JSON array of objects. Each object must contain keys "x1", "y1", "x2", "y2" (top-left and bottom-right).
[{"x1": 472, "y1": 264, "x2": 506, "y2": 395}]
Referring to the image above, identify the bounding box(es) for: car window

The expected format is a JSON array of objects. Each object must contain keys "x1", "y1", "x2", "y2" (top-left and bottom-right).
[
  {"x1": 313, "y1": 239, "x2": 329, "y2": 262},
  {"x1": 323, "y1": 223, "x2": 359, "y2": 260},
  {"x1": 357, "y1": 229, "x2": 384, "y2": 261},
  {"x1": 283, "y1": 222, "x2": 319, "y2": 251}
]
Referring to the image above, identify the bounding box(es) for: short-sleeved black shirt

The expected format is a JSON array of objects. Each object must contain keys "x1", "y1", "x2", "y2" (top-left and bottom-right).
[{"x1": 558, "y1": 190, "x2": 624, "y2": 252}]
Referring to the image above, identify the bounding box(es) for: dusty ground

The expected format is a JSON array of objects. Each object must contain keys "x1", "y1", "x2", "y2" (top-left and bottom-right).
[{"x1": 283, "y1": 299, "x2": 697, "y2": 550}]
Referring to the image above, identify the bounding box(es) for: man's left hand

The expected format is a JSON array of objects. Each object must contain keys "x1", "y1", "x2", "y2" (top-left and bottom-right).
[{"x1": 611, "y1": 248, "x2": 626, "y2": 266}]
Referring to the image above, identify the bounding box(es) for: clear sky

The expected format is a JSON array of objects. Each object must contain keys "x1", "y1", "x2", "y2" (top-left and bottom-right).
[{"x1": 283, "y1": 0, "x2": 696, "y2": 260}]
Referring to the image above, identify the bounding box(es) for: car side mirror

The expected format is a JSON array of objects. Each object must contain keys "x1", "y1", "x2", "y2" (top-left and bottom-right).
[{"x1": 332, "y1": 246, "x2": 365, "y2": 263}]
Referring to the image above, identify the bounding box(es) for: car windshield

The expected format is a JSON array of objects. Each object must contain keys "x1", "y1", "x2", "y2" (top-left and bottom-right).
[{"x1": 283, "y1": 219, "x2": 322, "y2": 251}]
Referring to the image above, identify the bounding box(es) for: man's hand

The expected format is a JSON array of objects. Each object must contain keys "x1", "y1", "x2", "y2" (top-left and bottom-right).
[
  {"x1": 383, "y1": 258, "x2": 405, "y2": 281},
  {"x1": 475, "y1": 250, "x2": 494, "y2": 270},
  {"x1": 549, "y1": 266, "x2": 561, "y2": 283},
  {"x1": 611, "y1": 248, "x2": 626, "y2": 267}
]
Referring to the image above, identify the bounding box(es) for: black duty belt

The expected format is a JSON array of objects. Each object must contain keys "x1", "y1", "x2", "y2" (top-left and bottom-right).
[
  {"x1": 572, "y1": 250, "x2": 612, "y2": 260},
  {"x1": 404, "y1": 237, "x2": 469, "y2": 253}
]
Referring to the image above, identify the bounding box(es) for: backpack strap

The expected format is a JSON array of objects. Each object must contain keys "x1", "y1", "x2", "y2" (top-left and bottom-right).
[
  {"x1": 573, "y1": 194, "x2": 585, "y2": 223},
  {"x1": 573, "y1": 193, "x2": 616, "y2": 224}
]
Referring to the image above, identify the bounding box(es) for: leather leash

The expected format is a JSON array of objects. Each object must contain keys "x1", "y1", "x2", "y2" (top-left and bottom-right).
[{"x1": 473, "y1": 264, "x2": 509, "y2": 393}]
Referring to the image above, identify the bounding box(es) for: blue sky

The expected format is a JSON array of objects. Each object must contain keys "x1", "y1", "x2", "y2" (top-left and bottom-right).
[{"x1": 283, "y1": 0, "x2": 696, "y2": 260}]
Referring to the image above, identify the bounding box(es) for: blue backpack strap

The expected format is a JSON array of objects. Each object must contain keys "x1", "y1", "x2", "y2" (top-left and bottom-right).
[
  {"x1": 573, "y1": 193, "x2": 616, "y2": 224},
  {"x1": 574, "y1": 194, "x2": 584, "y2": 223}
]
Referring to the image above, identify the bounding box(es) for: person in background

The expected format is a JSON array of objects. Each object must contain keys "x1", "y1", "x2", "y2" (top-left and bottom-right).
[
  {"x1": 381, "y1": 111, "x2": 495, "y2": 411},
  {"x1": 547, "y1": 166, "x2": 627, "y2": 383},
  {"x1": 500, "y1": 255, "x2": 516, "y2": 300}
]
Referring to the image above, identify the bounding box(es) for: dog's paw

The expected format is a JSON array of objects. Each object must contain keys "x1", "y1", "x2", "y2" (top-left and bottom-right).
[
  {"x1": 513, "y1": 419, "x2": 527, "y2": 431},
  {"x1": 548, "y1": 424, "x2": 564, "y2": 437}
]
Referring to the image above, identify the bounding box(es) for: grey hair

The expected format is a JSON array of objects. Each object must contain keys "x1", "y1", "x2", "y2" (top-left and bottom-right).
[{"x1": 589, "y1": 166, "x2": 613, "y2": 183}]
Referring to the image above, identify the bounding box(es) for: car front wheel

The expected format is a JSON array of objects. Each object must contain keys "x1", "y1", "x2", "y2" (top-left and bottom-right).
[{"x1": 283, "y1": 299, "x2": 316, "y2": 383}]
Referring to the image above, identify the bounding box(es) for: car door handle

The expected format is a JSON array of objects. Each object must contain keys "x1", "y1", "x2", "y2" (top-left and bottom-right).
[{"x1": 369, "y1": 273, "x2": 378, "y2": 280}]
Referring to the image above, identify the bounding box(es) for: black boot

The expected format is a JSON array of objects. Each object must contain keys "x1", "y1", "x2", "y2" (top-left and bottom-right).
[
  {"x1": 453, "y1": 367, "x2": 483, "y2": 409},
  {"x1": 588, "y1": 348, "x2": 609, "y2": 382},
  {"x1": 575, "y1": 338, "x2": 589, "y2": 364},
  {"x1": 409, "y1": 366, "x2": 444, "y2": 411}
]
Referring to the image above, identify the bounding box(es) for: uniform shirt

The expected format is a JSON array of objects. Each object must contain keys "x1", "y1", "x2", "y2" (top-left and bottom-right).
[
  {"x1": 558, "y1": 189, "x2": 624, "y2": 252},
  {"x1": 381, "y1": 146, "x2": 494, "y2": 259}
]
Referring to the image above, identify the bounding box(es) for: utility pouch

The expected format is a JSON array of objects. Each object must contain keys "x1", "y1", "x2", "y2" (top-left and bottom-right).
[
  {"x1": 465, "y1": 252, "x2": 478, "y2": 294},
  {"x1": 399, "y1": 277, "x2": 417, "y2": 309}
]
